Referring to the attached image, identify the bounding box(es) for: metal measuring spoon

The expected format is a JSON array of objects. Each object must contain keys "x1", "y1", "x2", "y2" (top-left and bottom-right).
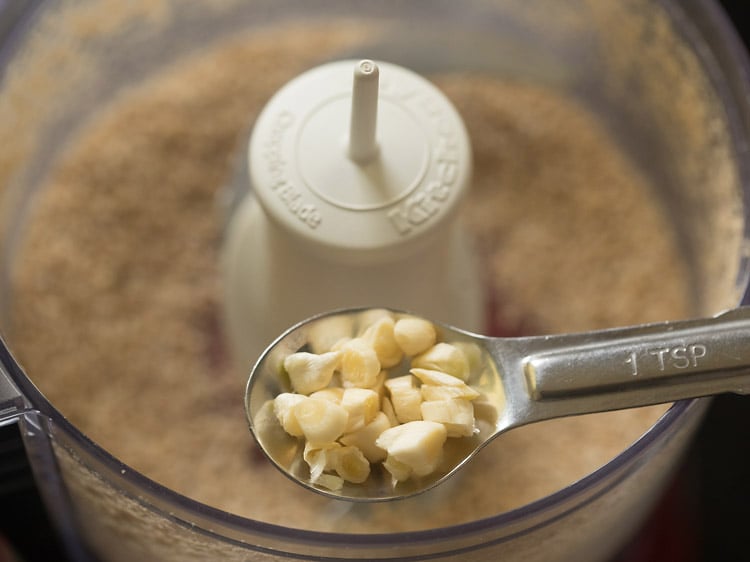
[{"x1": 244, "y1": 307, "x2": 750, "y2": 502}]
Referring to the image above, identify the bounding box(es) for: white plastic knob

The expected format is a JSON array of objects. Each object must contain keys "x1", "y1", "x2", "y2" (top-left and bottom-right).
[
  {"x1": 222, "y1": 60, "x2": 483, "y2": 368},
  {"x1": 248, "y1": 59, "x2": 472, "y2": 264},
  {"x1": 348, "y1": 60, "x2": 380, "y2": 163}
]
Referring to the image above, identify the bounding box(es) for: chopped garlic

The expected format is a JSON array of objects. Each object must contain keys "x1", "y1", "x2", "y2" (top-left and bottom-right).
[
  {"x1": 376, "y1": 421, "x2": 447, "y2": 477},
  {"x1": 420, "y1": 383, "x2": 480, "y2": 401},
  {"x1": 420, "y1": 398, "x2": 475, "y2": 437},
  {"x1": 304, "y1": 446, "x2": 345, "y2": 491},
  {"x1": 412, "y1": 343, "x2": 470, "y2": 381},
  {"x1": 410, "y1": 367, "x2": 467, "y2": 387},
  {"x1": 293, "y1": 397, "x2": 349, "y2": 445},
  {"x1": 315, "y1": 473, "x2": 344, "y2": 491},
  {"x1": 393, "y1": 317, "x2": 437, "y2": 356},
  {"x1": 362, "y1": 316, "x2": 403, "y2": 368},
  {"x1": 309, "y1": 387, "x2": 345, "y2": 403},
  {"x1": 330, "y1": 446, "x2": 371, "y2": 483},
  {"x1": 384, "y1": 375, "x2": 423, "y2": 423},
  {"x1": 357, "y1": 308, "x2": 393, "y2": 330},
  {"x1": 341, "y1": 388, "x2": 380, "y2": 433},
  {"x1": 267, "y1": 312, "x2": 492, "y2": 487},
  {"x1": 303, "y1": 441, "x2": 340, "y2": 482},
  {"x1": 330, "y1": 337, "x2": 352, "y2": 352},
  {"x1": 303, "y1": 441, "x2": 340, "y2": 469},
  {"x1": 284, "y1": 351, "x2": 341, "y2": 395},
  {"x1": 272, "y1": 393, "x2": 307, "y2": 437},
  {"x1": 452, "y1": 341, "x2": 483, "y2": 375},
  {"x1": 370, "y1": 370, "x2": 388, "y2": 398},
  {"x1": 382, "y1": 455, "x2": 413, "y2": 482},
  {"x1": 380, "y1": 396, "x2": 400, "y2": 427},
  {"x1": 411, "y1": 367, "x2": 480, "y2": 399},
  {"x1": 340, "y1": 411, "x2": 391, "y2": 463},
  {"x1": 339, "y1": 338, "x2": 380, "y2": 388},
  {"x1": 308, "y1": 315, "x2": 354, "y2": 355},
  {"x1": 303, "y1": 437, "x2": 371, "y2": 485}
]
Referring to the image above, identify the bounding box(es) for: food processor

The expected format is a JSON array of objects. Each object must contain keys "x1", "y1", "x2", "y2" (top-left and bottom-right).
[{"x1": 1, "y1": 1, "x2": 750, "y2": 561}]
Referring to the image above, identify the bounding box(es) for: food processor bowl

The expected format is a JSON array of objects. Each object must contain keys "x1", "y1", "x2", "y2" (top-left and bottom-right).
[{"x1": 1, "y1": 1, "x2": 749, "y2": 561}]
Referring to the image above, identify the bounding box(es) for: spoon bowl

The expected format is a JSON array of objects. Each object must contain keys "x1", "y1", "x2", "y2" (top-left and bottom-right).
[{"x1": 245, "y1": 306, "x2": 750, "y2": 502}]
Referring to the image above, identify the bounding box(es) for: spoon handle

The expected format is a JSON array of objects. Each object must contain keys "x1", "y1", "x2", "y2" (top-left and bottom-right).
[{"x1": 515, "y1": 307, "x2": 750, "y2": 419}]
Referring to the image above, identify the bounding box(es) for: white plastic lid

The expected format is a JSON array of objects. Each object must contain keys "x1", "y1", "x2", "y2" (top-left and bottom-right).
[{"x1": 248, "y1": 59, "x2": 472, "y2": 264}]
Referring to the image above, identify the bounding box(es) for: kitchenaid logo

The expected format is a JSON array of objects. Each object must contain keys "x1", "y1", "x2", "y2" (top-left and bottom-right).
[
  {"x1": 387, "y1": 105, "x2": 460, "y2": 236},
  {"x1": 263, "y1": 111, "x2": 322, "y2": 229}
]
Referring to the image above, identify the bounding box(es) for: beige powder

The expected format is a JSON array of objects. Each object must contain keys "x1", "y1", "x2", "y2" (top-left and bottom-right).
[{"x1": 8, "y1": 24, "x2": 689, "y2": 532}]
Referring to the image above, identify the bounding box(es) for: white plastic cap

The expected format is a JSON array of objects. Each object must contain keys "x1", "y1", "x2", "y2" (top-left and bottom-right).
[{"x1": 248, "y1": 59, "x2": 472, "y2": 265}]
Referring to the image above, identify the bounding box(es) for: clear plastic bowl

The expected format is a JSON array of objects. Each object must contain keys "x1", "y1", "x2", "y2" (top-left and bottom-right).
[{"x1": 1, "y1": 1, "x2": 749, "y2": 561}]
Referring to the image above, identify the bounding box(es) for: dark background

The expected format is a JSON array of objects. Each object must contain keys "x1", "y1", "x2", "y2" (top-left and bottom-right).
[
  {"x1": 691, "y1": 394, "x2": 750, "y2": 562},
  {"x1": 673, "y1": 2, "x2": 750, "y2": 562}
]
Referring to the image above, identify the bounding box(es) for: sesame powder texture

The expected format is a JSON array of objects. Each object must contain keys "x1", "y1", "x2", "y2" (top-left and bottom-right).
[{"x1": 7, "y1": 24, "x2": 692, "y2": 532}]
